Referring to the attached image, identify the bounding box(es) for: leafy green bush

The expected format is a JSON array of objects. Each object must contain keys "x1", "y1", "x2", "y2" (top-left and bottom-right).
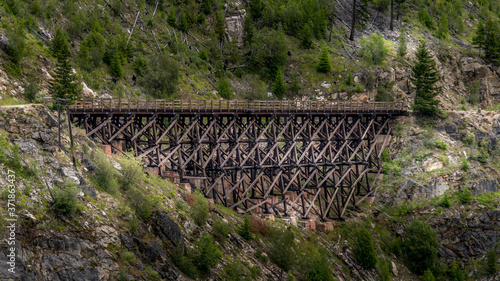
[
  {"x1": 448, "y1": 261, "x2": 465, "y2": 281},
  {"x1": 353, "y1": 227, "x2": 377, "y2": 269},
  {"x1": 171, "y1": 245, "x2": 198, "y2": 279},
  {"x1": 359, "y1": 33, "x2": 388, "y2": 65},
  {"x1": 5, "y1": 26, "x2": 26, "y2": 65},
  {"x1": 193, "y1": 233, "x2": 222, "y2": 273},
  {"x1": 418, "y1": 10, "x2": 434, "y2": 29},
  {"x1": 476, "y1": 139, "x2": 489, "y2": 164},
  {"x1": 462, "y1": 132, "x2": 475, "y2": 147},
  {"x1": 486, "y1": 250, "x2": 498, "y2": 275},
  {"x1": 129, "y1": 189, "x2": 159, "y2": 221},
  {"x1": 439, "y1": 194, "x2": 451, "y2": 208},
  {"x1": 138, "y1": 54, "x2": 180, "y2": 98},
  {"x1": 222, "y1": 259, "x2": 260, "y2": 281},
  {"x1": 269, "y1": 228, "x2": 296, "y2": 273},
  {"x1": 421, "y1": 269, "x2": 436, "y2": 281},
  {"x1": 456, "y1": 187, "x2": 472, "y2": 204},
  {"x1": 460, "y1": 157, "x2": 469, "y2": 171},
  {"x1": 216, "y1": 78, "x2": 233, "y2": 99},
  {"x1": 121, "y1": 252, "x2": 135, "y2": 264},
  {"x1": 435, "y1": 140, "x2": 448, "y2": 150},
  {"x1": 212, "y1": 218, "x2": 230, "y2": 243},
  {"x1": 381, "y1": 149, "x2": 390, "y2": 162},
  {"x1": 299, "y1": 245, "x2": 335, "y2": 281},
  {"x1": 52, "y1": 186, "x2": 78, "y2": 217},
  {"x1": 190, "y1": 192, "x2": 209, "y2": 226},
  {"x1": 94, "y1": 151, "x2": 119, "y2": 194},
  {"x1": 120, "y1": 156, "x2": 145, "y2": 190},
  {"x1": 402, "y1": 220, "x2": 439, "y2": 274},
  {"x1": 238, "y1": 214, "x2": 253, "y2": 240}
]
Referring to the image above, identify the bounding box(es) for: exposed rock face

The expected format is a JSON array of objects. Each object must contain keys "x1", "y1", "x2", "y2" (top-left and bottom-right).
[
  {"x1": 153, "y1": 211, "x2": 185, "y2": 246},
  {"x1": 225, "y1": 9, "x2": 246, "y2": 47},
  {"x1": 433, "y1": 210, "x2": 500, "y2": 260}
]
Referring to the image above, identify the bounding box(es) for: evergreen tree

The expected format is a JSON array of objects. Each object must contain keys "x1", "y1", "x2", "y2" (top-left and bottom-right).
[
  {"x1": 50, "y1": 36, "x2": 81, "y2": 102},
  {"x1": 402, "y1": 219, "x2": 439, "y2": 274},
  {"x1": 5, "y1": 26, "x2": 26, "y2": 65},
  {"x1": 486, "y1": 250, "x2": 498, "y2": 275},
  {"x1": 167, "y1": 10, "x2": 176, "y2": 27},
  {"x1": 243, "y1": 14, "x2": 254, "y2": 46},
  {"x1": 250, "y1": 0, "x2": 264, "y2": 20},
  {"x1": 472, "y1": 19, "x2": 500, "y2": 65},
  {"x1": 272, "y1": 69, "x2": 286, "y2": 98},
  {"x1": 398, "y1": 27, "x2": 407, "y2": 57},
  {"x1": 436, "y1": 17, "x2": 449, "y2": 40},
  {"x1": 215, "y1": 10, "x2": 225, "y2": 41},
  {"x1": 179, "y1": 12, "x2": 188, "y2": 32},
  {"x1": 110, "y1": 51, "x2": 123, "y2": 78},
  {"x1": 317, "y1": 47, "x2": 331, "y2": 73},
  {"x1": 50, "y1": 29, "x2": 69, "y2": 58},
  {"x1": 411, "y1": 41, "x2": 441, "y2": 116},
  {"x1": 238, "y1": 214, "x2": 253, "y2": 241},
  {"x1": 300, "y1": 22, "x2": 313, "y2": 49}
]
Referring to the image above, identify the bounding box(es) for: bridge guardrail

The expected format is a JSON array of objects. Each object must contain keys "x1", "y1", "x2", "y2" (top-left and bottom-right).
[{"x1": 45, "y1": 98, "x2": 407, "y2": 114}]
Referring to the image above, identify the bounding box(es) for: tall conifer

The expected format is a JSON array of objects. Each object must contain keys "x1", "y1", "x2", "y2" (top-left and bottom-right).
[{"x1": 411, "y1": 41, "x2": 440, "y2": 116}]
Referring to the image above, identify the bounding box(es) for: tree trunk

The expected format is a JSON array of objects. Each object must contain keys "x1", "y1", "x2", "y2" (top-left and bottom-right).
[
  {"x1": 349, "y1": 0, "x2": 357, "y2": 41},
  {"x1": 390, "y1": 0, "x2": 394, "y2": 31}
]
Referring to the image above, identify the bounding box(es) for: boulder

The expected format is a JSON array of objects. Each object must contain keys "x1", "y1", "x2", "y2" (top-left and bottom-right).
[
  {"x1": 40, "y1": 110, "x2": 58, "y2": 128},
  {"x1": 153, "y1": 212, "x2": 184, "y2": 246}
]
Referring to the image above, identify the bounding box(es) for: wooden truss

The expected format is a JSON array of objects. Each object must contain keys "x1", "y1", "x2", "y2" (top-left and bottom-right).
[{"x1": 73, "y1": 113, "x2": 393, "y2": 220}]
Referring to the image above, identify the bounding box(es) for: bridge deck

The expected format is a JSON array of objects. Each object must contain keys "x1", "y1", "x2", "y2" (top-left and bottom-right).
[{"x1": 67, "y1": 98, "x2": 408, "y2": 115}]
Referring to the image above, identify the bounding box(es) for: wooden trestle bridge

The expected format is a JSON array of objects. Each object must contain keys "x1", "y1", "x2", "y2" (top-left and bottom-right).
[{"x1": 68, "y1": 98, "x2": 408, "y2": 220}]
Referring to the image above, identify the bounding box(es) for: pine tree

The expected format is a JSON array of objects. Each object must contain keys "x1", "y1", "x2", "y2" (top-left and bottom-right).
[
  {"x1": 215, "y1": 10, "x2": 226, "y2": 41},
  {"x1": 272, "y1": 69, "x2": 286, "y2": 99},
  {"x1": 110, "y1": 51, "x2": 123, "y2": 78},
  {"x1": 317, "y1": 47, "x2": 331, "y2": 73},
  {"x1": 397, "y1": 27, "x2": 407, "y2": 57},
  {"x1": 411, "y1": 41, "x2": 441, "y2": 116},
  {"x1": 167, "y1": 10, "x2": 176, "y2": 27},
  {"x1": 300, "y1": 21, "x2": 313, "y2": 49},
  {"x1": 243, "y1": 14, "x2": 254, "y2": 46},
  {"x1": 179, "y1": 12, "x2": 188, "y2": 32},
  {"x1": 50, "y1": 29, "x2": 69, "y2": 58},
  {"x1": 486, "y1": 250, "x2": 498, "y2": 275},
  {"x1": 50, "y1": 34, "x2": 80, "y2": 102},
  {"x1": 238, "y1": 214, "x2": 253, "y2": 241},
  {"x1": 472, "y1": 19, "x2": 500, "y2": 65},
  {"x1": 250, "y1": 0, "x2": 264, "y2": 20}
]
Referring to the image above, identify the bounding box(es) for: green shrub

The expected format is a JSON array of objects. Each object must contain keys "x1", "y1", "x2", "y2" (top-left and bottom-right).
[
  {"x1": 129, "y1": 189, "x2": 159, "y2": 221},
  {"x1": 193, "y1": 233, "x2": 222, "y2": 273},
  {"x1": 476, "y1": 139, "x2": 489, "y2": 164},
  {"x1": 138, "y1": 54, "x2": 180, "y2": 98},
  {"x1": 462, "y1": 132, "x2": 475, "y2": 147},
  {"x1": 456, "y1": 188, "x2": 472, "y2": 204},
  {"x1": 212, "y1": 218, "x2": 230, "y2": 243},
  {"x1": 460, "y1": 157, "x2": 469, "y2": 171},
  {"x1": 439, "y1": 194, "x2": 451, "y2": 208},
  {"x1": 120, "y1": 156, "x2": 145, "y2": 190},
  {"x1": 5, "y1": 26, "x2": 26, "y2": 65},
  {"x1": 238, "y1": 214, "x2": 253, "y2": 240},
  {"x1": 121, "y1": 252, "x2": 135, "y2": 264},
  {"x1": 190, "y1": 191, "x2": 209, "y2": 226},
  {"x1": 402, "y1": 220, "x2": 439, "y2": 274},
  {"x1": 299, "y1": 246, "x2": 335, "y2": 281},
  {"x1": 486, "y1": 250, "x2": 498, "y2": 275},
  {"x1": 418, "y1": 10, "x2": 434, "y2": 29},
  {"x1": 269, "y1": 228, "x2": 296, "y2": 273},
  {"x1": 171, "y1": 245, "x2": 198, "y2": 279},
  {"x1": 381, "y1": 149, "x2": 390, "y2": 162},
  {"x1": 359, "y1": 33, "x2": 389, "y2": 65},
  {"x1": 378, "y1": 257, "x2": 392, "y2": 281},
  {"x1": 353, "y1": 227, "x2": 377, "y2": 269},
  {"x1": 94, "y1": 151, "x2": 119, "y2": 194},
  {"x1": 376, "y1": 82, "x2": 395, "y2": 101},
  {"x1": 435, "y1": 140, "x2": 448, "y2": 150},
  {"x1": 448, "y1": 261, "x2": 465, "y2": 281},
  {"x1": 216, "y1": 78, "x2": 233, "y2": 99},
  {"x1": 436, "y1": 17, "x2": 449, "y2": 40},
  {"x1": 222, "y1": 259, "x2": 260, "y2": 281},
  {"x1": 421, "y1": 268, "x2": 436, "y2": 281},
  {"x1": 398, "y1": 27, "x2": 407, "y2": 57},
  {"x1": 52, "y1": 186, "x2": 78, "y2": 217}
]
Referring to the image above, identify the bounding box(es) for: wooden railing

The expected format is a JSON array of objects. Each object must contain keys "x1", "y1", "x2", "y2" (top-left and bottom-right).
[{"x1": 46, "y1": 98, "x2": 407, "y2": 113}]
